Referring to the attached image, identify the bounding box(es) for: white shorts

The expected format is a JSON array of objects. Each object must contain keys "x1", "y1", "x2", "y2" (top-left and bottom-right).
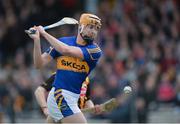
[{"x1": 47, "y1": 87, "x2": 81, "y2": 122}]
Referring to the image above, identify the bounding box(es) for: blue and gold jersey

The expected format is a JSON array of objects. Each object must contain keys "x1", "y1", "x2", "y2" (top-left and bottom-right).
[{"x1": 46, "y1": 36, "x2": 102, "y2": 94}]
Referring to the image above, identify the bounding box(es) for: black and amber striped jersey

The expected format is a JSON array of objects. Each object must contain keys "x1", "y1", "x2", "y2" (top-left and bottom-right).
[{"x1": 41, "y1": 73, "x2": 91, "y2": 109}]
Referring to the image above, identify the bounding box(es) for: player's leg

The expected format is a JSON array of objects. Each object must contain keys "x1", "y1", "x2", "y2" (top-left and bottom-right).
[
  {"x1": 47, "y1": 88, "x2": 86, "y2": 123},
  {"x1": 56, "y1": 89, "x2": 87, "y2": 123},
  {"x1": 61, "y1": 112, "x2": 87, "y2": 123}
]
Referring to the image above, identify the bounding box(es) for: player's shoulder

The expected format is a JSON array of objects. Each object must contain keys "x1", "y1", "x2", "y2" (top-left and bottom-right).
[
  {"x1": 86, "y1": 43, "x2": 102, "y2": 60},
  {"x1": 58, "y1": 36, "x2": 76, "y2": 44},
  {"x1": 86, "y1": 43, "x2": 102, "y2": 53},
  {"x1": 58, "y1": 36, "x2": 76, "y2": 41}
]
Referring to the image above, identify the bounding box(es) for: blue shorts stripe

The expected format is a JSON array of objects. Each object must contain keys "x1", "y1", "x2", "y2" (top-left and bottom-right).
[
  {"x1": 60, "y1": 97, "x2": 74, "y2": 117},
  {"x1": 54, "y1": 89, "x2": 62, "y2": 95},
  {"x1": 54, "y1": 88, "x2": 74, "y2": 117},
  {"x1": 55, "y1": 93, "x2": 62, "y2": 101}
]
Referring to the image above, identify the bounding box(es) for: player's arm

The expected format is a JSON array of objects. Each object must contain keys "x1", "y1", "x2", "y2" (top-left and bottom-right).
[
  {"x1": 28, "y1": 26, "x2": 53, "y2": 69},
  {"x1": 84, "y1": 100, "x2": 103, "y2": 114},
  {"x1": 36, "y1": 26, "x2": 84, "y2": 59},
  {"x1": 34, "y1": 86, "x2": 48, "y2": 114},
  {"x1": 36, "y1": 53, "x2": 53, "y2": 69},
  {"x1": 34, "y1": 74, "x2": 55, "y2": 116},
  {"x1": 84, "y1": 99, "x2": 94, "y2": 108}
]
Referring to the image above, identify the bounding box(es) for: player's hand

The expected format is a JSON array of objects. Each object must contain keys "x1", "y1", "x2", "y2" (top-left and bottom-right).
[
  {"x1": 94, "y1": 104, "x2": 103, "y2": 114},
  {"x1": 42, "y1": 107, "x2": 49, "y2": 117},
  {"x1": 36, "y1": 26, "x2": 46, "y2": 36},
  {"x1": 27, "y1": 26, "x2": 40, "y2": 41}
]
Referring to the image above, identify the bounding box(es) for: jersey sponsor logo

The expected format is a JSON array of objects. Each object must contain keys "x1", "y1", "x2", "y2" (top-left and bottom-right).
[
  {"x1": 57, "y1": 56, "x2": 89, "y2": 73},
  {"x1": 61, "y1": 60, "x2": 86, "y2": 71}
]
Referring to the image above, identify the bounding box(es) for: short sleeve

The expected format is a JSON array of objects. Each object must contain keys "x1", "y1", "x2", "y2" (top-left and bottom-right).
[
  {"x1": 45, "y1": 46, "x2": 60, "y2": 59},
  {"x1": 45, "y1": 37, "x2": 67, "y2": 59},
  {"x1": 80, "y1": 46, "x2": 102, "y2": 62}
]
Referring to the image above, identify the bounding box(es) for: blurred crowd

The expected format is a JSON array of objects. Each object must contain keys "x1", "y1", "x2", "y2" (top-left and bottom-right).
[{"x1": 0, "y1": 0, "x2": 180, "y2": 123}]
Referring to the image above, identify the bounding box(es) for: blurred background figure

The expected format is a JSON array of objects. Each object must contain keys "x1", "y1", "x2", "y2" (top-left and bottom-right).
[{"x1": 0, "y1": 0, "x2": 180, "y2": 123}]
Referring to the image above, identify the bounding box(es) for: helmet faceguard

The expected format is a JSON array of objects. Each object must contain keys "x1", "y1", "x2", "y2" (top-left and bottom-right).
[{"x1": 79, "y1": 13, "x2": 102, "y2": 44}]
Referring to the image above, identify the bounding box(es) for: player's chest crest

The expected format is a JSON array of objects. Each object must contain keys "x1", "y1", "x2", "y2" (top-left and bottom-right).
[{"x1": 56, "y1": 56, "x2": 89, "y2": 73}]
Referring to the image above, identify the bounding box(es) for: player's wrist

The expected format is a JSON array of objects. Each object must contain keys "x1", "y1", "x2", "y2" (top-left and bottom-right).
[
  {"x1": 41, "y1": 31, "x2": 48, "y2": 37},
  {"x1": 34, "y1": 37, "x2": 40, "y2": 42}
]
